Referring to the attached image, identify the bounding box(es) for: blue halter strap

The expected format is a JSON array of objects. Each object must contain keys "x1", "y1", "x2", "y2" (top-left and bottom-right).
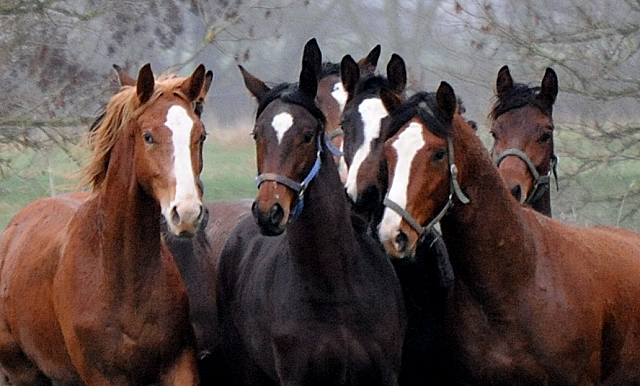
[{"x1": 255, "y1": 135, "x2": 323, "y2": 222}]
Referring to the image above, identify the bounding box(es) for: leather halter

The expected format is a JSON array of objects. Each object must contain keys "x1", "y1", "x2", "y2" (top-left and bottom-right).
[
  {"x1": 493, "y1": 148, "x2": 559, "y2": 205},
  {"x1": 383, "y1": 136, "x2": 470, "y2": 241},
  {"x1": 255, "y1": 135, "x2": 323, "y2": 222}
]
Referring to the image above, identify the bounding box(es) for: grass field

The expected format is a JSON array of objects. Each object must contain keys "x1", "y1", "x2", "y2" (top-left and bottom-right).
[
  {"x1": 0, "y1": 129, "x2": 257, "y2": 230},
  {"x1": 2, "y1": 127, "x2": 640, "y2": 232}
]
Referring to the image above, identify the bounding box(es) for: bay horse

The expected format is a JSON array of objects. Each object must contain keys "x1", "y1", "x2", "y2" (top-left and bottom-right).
[
  {"x1": 489, "y1": 65, "x2": 559, "y2": 216},
  {"x1": 315, "y1": 44, "x2": 382, "y2": 183},
  {"x1": 215, "y1": 38, "x2": 406, "y2": 385},
  {"x1": 378, "y1": 82, "x2": 640, "y2": 385},
  {"x1": 0, "y1": 63, "x2": 208, "y2": 385},
  {"x1": 339, "y1": 54, "x2": 459, "y2": 385}
]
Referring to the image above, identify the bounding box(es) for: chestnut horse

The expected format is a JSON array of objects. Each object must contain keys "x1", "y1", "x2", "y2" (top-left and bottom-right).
[
  {"x1": 0, "y1": 63, "x2": 207, "y2": 385},
  {"x1": 215, "y1": 38, "x2": 405, "y2": 385},
  {"x1": 489, "y1": 65, "x2": 559, "y2": 216},
  {"x1": 378, "y1": 82, "x2": 640, "y2": 385}
]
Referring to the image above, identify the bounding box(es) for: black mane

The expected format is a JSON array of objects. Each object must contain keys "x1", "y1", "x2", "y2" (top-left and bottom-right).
[{"x1": 318, "y1": 61, "x2": 340, "y2": 79}]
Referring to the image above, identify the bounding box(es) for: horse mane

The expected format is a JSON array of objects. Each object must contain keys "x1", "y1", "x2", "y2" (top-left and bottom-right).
[
  {"x1": 318, "y1": 61, "x2": 340, "y2": 79},
  {"x1": 81, "y1": 73, "x2": 191, "y2": 190},
  {"x1": 386, "y1": 92, "x2": 455, "y2": 140},
  {"x1": 255, "y1": 83, "x2": 326, "y2": 130},
  {"x1": 489, "y1": 82, "x2": 550, "y2": 122}
]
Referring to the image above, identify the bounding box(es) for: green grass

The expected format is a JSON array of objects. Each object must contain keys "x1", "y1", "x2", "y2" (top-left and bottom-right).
[{"x1": 0, "y1": 130, "x2": 257, "y2": 230}]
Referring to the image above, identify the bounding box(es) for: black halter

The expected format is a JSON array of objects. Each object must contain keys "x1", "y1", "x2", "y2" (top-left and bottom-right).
[{"x1": 493, "y1": 149, "x2": 559, "y2": 204}]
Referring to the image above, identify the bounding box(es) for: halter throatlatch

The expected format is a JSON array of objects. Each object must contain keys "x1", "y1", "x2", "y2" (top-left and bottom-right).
[
  {"x1": 255, "y1": 135, "x2": 323, "y2": 222},
  {"x1": 493, "y1": 148, "x2": 559, "y2": 205},
  {"x1": 383, "y1": 136, "x2": 470, "y2": 241}
]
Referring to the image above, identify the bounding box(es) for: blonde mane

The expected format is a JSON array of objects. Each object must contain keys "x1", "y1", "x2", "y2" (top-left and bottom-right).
[{"x1": 81, "y1": 73, "x2": 190, "y2": 190}]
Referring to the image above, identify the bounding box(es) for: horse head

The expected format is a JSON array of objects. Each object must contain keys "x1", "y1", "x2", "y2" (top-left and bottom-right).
[
  {"x1": 239, "y1": 38, "x2": 326, "y2": 236},
  {"x1": 378, "y1": 82, "x2": 472, "y2": 258},
  {"x1": 489, "y1": 65, "x2": 558, "y2": 211},
  {"x1": 339, "y1": 53, "x2": 407, "y2": 227},
  {"x1": 86, "y1": 63, "x2": 208, "y2": 237}
]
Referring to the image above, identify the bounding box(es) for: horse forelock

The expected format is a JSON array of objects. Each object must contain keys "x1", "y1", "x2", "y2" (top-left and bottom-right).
[
  {"x1": 81, "y1": 74, "x2": 197, "y2": 190},
  {"x1": 489, "y1": 83, "x2": 551, "y2": 122},
  {"x1": 319, "y1": 62, "x2": 340, "y2": 79},
  {"x1": 388, "y1": 92, "x2": 451, "y2": 140},
  {"x1": 256, "y1": 83, "x2": 326, "y2": 131}
]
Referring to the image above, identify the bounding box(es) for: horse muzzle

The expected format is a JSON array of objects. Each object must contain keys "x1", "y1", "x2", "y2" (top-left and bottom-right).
[{"x1": 165, "y1": 199, "x2": 205, "y2": 238}]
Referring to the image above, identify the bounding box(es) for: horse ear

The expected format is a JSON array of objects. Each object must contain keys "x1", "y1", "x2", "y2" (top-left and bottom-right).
[
  {"x1": 538, "y1": 67, "x2": 558, "y2": 107},
  {"x1": 436, "y1": 81, "x2": 457, "y2": 122},
  {"x1": 238, "y1": 65, "x2": 270, "y2": 102},
  {"x1": 380, "y1": 87, "x2": 402, "y2": 115},
  {"x1": 386, "y1": 54, "x2": 407, "y2": 95},
  {"x1": 113, "y1": 64, "x2": 136, "y2": 87},
  {"x1": 302, "y1": 38, "x2": 322, "y2": 81},
  {"x1": 496, "y1": 65, "x2": 513, "y2": 95},
  {"x1": 136, "y1": 63, "x2": 155, "y2": 104},
  {"x1": 340, "y1": 55, "x2": 360, "y2": 99},
  {"x1": 194, "y1": 70, "x2": 214, "y2": 118},
  {"x1": 179, "y1": 64, "x2": 206, "y2": 102},
  {"x1": 299, "y1": 59, "x2": 319, "y2": 99},
  {"x1": 357, "y1": 44, "x2": 381, "y2": 76}
]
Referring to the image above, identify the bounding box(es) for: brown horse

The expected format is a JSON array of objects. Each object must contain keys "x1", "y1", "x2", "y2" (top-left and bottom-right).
[
  {"x1": 215, "y1": 38, "x2": 405, "y2": 385},
  {"x1": 0, "y1": 63, "x2": 208, "y2": 385},
  {"x1": 378, "y1": 83, "x2": 640, "y2": 385},
  {"x1": 489, "y1": 65, "x2": 559, "y2": 216},
  {"x1": 315, "y1": 45, "x2": 382, "y2": 183}
]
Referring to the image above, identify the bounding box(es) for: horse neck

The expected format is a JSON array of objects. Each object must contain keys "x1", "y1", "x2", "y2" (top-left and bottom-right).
[
  {"x1": 287, "y1": 146, "x2": 359, "y2": 279},
  {"x1": 440, "y1": 121, "x2": 537, "y2": 310},
  {"x1": 89, "y1": 131, "x2": 164, "y2": 289}
]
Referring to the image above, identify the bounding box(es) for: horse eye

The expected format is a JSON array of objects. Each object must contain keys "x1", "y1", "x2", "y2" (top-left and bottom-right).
[
  {"x1": 432, "y1": 148, "x2": 447, "y2": 163},
  {"x1": 490, "y1": 131, "x2": 498, "y2": 139},
  {"x1": 539, "y1": 132, "x2": 552, "y2": 143},
  {"x1": 199, "y1": 133, "x2": 207, "y2": 144},
  {"x1": 143, "y1": 131, "x2": 154, "y2": 145},
  {"x1": 303, "y1": 131, "x2": 315, "y2": 144}
]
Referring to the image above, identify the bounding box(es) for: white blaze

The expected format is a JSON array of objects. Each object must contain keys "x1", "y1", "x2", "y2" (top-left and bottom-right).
[
  {"x1": 272, "y1": 112, "x2": 294, "y2": 144},
  {"x1": 165, "y1": 105, "x2": 198, "y2": 212},
  {"x1": 331, "y1": 81, "x2": 348, "y2": 111},
  {"x1": 378, "y1": 122, "x2": 425, "y2": 243},
  {"x1": 345, "y1": 98, "x2": 388, "y2": 201}
]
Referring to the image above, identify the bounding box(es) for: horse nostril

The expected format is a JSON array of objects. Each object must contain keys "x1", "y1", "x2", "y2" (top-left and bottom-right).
[
  {"x1": 395, "y1": 231, "x2": 409, "y2": 253},
  {"x1": 269, "y1": 204, "x2": 284, "y2": 226},
  {"x1": 511, "y1": 185, "x2": 522, "y2": 202},
  {"x1": 170, "y1": 206, "x2": 180, "y2": 226}
]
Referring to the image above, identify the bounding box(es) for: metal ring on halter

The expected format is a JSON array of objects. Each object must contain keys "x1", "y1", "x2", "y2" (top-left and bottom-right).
[
  {"x1": 493, "y1": 148, "x2": 559, "y2": 205},
  {"x1": 383, "y1": 137, "x2": 469, "y2": 242},
  {"x1": 255, "y1": 135, "x2": 323, "y2": 222}
]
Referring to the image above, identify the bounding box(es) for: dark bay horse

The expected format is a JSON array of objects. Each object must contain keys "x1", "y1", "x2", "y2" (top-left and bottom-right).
[
  {"x1": 0, "y1": 63, "x2": 208, "y2": 385},
  {"x1": 490, "y1": 65, "x2": 559, "y2": 216},
  {"x1": 315, "y1": 44, "x2": 381, "y2": 183},
  {"x1": 216, "y1": 38, "x2": 405, "y2": 385},
  {"x1": 378, "y1": 82, "x2": 640, "y2": 385},
  {"x1": 339, "y1": 55, "x2": 458, "y2": 385}
]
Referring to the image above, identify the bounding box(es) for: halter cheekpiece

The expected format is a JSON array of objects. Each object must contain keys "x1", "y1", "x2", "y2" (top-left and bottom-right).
[
  {"x1": 493, "y1": 148, "x2": 559, "y2": 204},
  {"x1": 383, "y1": 101, "x2": 470, "y2": 241}
]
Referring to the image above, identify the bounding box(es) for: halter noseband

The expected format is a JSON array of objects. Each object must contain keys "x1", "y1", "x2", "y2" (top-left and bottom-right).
[
  {"x1": 255, "y1": 134, "x2": 323, "y2": 222},
  {"x1": 383, "y1": 136, "x2": 470, "y2": 242},
  {"x1": 493, "y1": 148, "x2": 559, "y2": 205},
  {"x1": 325, "y1": 127, "x2": 343, "y2": 157}
]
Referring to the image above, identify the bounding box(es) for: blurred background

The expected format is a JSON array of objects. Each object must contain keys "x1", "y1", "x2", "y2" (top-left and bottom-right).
[{"x1": 1, "y1": 0, "x2": 640, "y2": 231}]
